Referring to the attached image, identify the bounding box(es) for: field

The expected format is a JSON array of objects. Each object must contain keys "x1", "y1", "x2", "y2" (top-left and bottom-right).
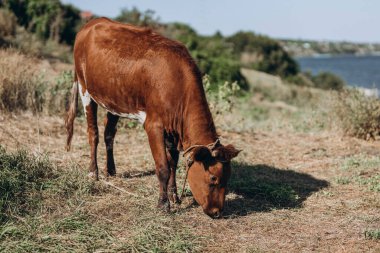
[{"x1": 1, "y1": 57, "x2": 379, "y2": 252}]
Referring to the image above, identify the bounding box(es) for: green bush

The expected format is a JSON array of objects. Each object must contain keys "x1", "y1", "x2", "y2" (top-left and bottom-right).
[
  {"x1": 3, "y1": 0, "x2": 81, "y2": 45},
  {"x1": 163, "y1": 22, "x2": 247, "y2": 89},
  {"x1": 312, "y1": 71, "x2": 345, "y2": 90},
  {"x1": 286, "y1": 72, "x2": 314, "y2": 87},
  {"x1": 332, "y1": 88, "x2": 380, "y2": 139},
  {"x1": 227, "y1": 31, "x2": 299, "y2": 78},
  {"x1": 203, "y1": 74, "x2": 241, "y2": 114}
]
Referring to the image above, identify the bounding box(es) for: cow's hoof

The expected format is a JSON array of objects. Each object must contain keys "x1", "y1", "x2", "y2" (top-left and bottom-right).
[
  {"x1": 157, "y1": 199, "x2": 170, "y2": 212},
  {"x1": 103, "y1": 168, "x2": 116, "y2": 177},
  {"x1": 169, "y1": 193, "x2": 181, "y2": 205},
  {"x1": 88, "y1": 172, "x2": 99, "y2": 180}
]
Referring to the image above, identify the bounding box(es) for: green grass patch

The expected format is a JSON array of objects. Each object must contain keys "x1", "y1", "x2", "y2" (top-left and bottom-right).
[
  {"x1": 364, "y1": 229, "x2": 380, "y2": 240},
  {"x1": 339, "y1": 154, "x2": 380, "y2": 192}
]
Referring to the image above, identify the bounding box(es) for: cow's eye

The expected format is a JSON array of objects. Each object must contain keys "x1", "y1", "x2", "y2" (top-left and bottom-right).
[{"x1": 210, "y1": 175, "x2": 217, "y2": 182}]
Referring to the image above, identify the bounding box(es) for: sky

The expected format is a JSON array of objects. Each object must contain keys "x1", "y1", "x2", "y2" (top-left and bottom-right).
[{"x1": 62, "y1": 0, "x2": 380, "y2": 43}]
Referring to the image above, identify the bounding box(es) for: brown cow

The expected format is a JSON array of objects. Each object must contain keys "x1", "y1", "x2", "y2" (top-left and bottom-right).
[{"x1": 65, "y1": 17, "x2": 240, "y2": 218}]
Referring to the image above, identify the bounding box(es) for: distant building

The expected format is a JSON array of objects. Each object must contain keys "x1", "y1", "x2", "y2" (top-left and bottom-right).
[{"x1": 80, "y1": 11, "x2": 93, "y2": 20}]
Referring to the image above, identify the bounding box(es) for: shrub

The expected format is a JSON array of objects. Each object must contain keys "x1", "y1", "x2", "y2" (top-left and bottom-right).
[
  {"x1": 286, "y1": 72, "x2": 314, "y2": 87},
  {"x1": 0, "y1": 8, "x2": 17, "y2": 38},
  {"x1": 332, "y1": 88, "x2": 380, "y2": 139},
  {"x1": 0, "y1": 49, "x2": 46, "y2": 112},
  {"x1": 203, "y1": 74, "x2": 241, "y2": 114},
  {"x1": 227, "y1": 31, "x2": 299, "y2": 78},
  {"x1": 48, "y1": 70, "x2": 76, "y2": 115},
  {"x1": 312, "y1": 71, "x2": 345, "y2": 90}
]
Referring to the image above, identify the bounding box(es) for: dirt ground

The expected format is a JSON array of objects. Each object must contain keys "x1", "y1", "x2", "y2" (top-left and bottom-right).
[{"x1": 0, "y1": 112, "x2": 379, "y2": 252}]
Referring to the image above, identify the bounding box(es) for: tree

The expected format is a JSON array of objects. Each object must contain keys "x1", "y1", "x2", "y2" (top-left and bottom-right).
[
  {"x1": 116, "y1": 7, "x2": 159, "y2": 28},
  {"x1": 227, "y1": 31, "x2": 299, "y2": 78}
]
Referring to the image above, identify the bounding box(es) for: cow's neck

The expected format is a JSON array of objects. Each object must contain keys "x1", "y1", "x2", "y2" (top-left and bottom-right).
[{"x1": 181, "y1": 85, "x2": 218, "y2": 150}]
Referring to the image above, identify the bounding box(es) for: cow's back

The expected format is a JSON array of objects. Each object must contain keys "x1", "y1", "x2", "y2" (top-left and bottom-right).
[{"x1": 74, "y1": 18, "x2": 201, "y2": 122}]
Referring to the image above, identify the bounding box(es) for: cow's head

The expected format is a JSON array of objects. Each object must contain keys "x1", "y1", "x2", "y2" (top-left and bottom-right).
[{"x1": 184, "y1": 141, "x2": 240, "y2": 218}]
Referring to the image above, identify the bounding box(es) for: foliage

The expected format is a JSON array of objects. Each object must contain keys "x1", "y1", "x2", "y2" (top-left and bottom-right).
[
  {"x1": 285, "y1": 72, "x2": 314, "y2": 87},
  {"x1": 286, "y1": 71, "x2": 345, "y2": 91},
  {"x1": 312, "y1": 71, "x2": 345, "y2": 90},
  {"x1": 48, "y1": 70, "x2": 77, "y2": 115},
  {"x1": 332, "y1": 88, "x2": 380, "y2": 139},
  {"x1": 227, "y1": 31, "x2": 299, "y2": 78},
  {"x1": 0, "y1": 8, "x2": 17, "y2": 39},
  {"x1": 2, "y1": 0, "x2": 81, "y2": 44},
  {"x1": 365, "y1": 229, "x2": 380, "y2": 240},
  {"x1": 165, "y1": 24, "x2": 247, "y2": 88},
  {"x1": 0, "y1": 49, "x2": 46, "y2": 112},
  {"x1": 116, "y1": 6, "x2": 159, "y2": 28},
  {"x1": 203, "y1": 74, "x2": 241, "y2": 114}
]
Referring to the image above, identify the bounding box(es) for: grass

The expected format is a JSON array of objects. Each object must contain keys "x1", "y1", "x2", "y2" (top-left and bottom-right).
[
  {"x1": 338, "y1": 154, "x2": 380, "y2": 192},
  {"x1": 365, "y1": 229, "x2": 380, "y2": 240},
  {"x1": 0, "y1": 49, "x2": 46, "y2": 112},
  {"x1": 0, "y1": 146, "x2": 53, "y2": 222},
  {"x1": 0, "y1": 146, "x2": 204, "y2": 252}
]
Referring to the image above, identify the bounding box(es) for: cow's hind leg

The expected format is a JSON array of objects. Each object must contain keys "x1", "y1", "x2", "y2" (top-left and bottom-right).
[
  {"x1": 165, "y1": 133, "x2": 181, "y2": 204},
  {"x1": 103, "y1": 112, "x2": 119, "y2": 176},
  {"x1": 85, "y1": 100, "x2": 99, "y2": 180},
  {"x1": 145, "y1": 119, "x2": 171, "y2": 212}
]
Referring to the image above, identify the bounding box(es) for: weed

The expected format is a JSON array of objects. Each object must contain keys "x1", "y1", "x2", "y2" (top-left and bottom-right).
[
  {"x1": 203, "y1": 74, "x2": 240, "y2": 115},
  {"x1": 335, "y1": 177, "x2": 351, "y2": 185},
  {"x1": 364, "y1": 229, "x2": 380, "y2": 240},
  {"x1": 48, "y1": 70, "x2": 81, "y2": 116}
]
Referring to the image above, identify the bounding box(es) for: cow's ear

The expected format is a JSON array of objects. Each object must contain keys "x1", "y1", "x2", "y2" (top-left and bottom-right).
[
  {"x1": 212, "y1": 144, "x2": 241, "y2": 161},
  {"x1": 192, "y1": 146, "x2": 212, "y2": 162}
]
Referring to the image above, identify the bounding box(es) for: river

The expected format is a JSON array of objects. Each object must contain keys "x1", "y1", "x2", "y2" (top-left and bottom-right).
[{"x1": 297, "y1": 55, "x2": 380, "y2": 89}]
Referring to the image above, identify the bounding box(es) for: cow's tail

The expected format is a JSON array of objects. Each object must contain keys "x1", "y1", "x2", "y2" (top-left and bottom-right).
[{"x1": 65, "y1": 73, "x2": 79, "y2": 151}]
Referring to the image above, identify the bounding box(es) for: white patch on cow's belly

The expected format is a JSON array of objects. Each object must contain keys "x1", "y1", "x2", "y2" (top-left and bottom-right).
[
  {"x1": 113, "y1": 110, "x2": 146, "y2": 124},
  {"x1": 88, "y1": 92, "x2": 146, "y2": 124},
  {"x1": 78, "y1": 82, "x2": 91, "y2": 116}
]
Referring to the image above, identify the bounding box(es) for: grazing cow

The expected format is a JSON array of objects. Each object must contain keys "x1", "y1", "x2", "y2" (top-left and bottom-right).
[{"x1": 65, "y1": 18, "x2": 240, "y2": 218}]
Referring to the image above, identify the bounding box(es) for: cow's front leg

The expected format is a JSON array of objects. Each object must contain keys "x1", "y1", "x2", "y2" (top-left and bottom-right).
[
  {"x1": 145, "y1": 120, "x2": 170, "y2": 212},
  {"x1": 85, "y1": 100, "x2": 99, "y2": 180},
  {"x1": 165, "y1": 135, "x2": 181, "y2": 204}
]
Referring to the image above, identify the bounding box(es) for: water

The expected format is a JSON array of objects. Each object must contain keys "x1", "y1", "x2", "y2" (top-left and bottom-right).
[{"x1": 297, "y1": 55, "x2": 380, "y2": 89}]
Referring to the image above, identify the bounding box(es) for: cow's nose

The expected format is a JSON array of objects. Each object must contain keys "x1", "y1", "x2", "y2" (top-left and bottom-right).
[
  {"x1": 212, "y1": 210, "x2": 221, "y2": 219},
  {"x1": 207, "y1": 208, "x2": 222, "y2": 219}
]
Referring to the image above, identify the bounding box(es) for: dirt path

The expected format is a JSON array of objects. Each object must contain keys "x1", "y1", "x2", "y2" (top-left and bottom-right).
[{"x1": 0, "y1": 112, "x2": 379, "y2": 252}]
